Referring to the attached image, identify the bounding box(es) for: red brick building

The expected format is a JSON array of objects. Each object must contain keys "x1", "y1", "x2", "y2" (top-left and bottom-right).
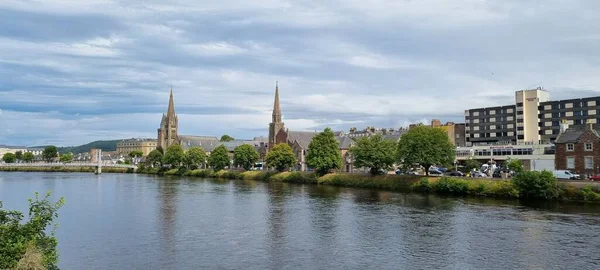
[{"x1": 555, "y1": 123, "x2": 600, "y2": 175}]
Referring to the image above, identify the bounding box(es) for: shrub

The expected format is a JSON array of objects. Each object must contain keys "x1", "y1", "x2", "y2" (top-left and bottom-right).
[
  {"x1": 0, "y1": 192, "x2": 65, "y2": 270},
  {"x1": 164, "y1": 168, "x2": 180, "y2": 175},
  {"x1": 580, "y1": 186, "x2": 600, "y2": 202},
  {"x1": 412, "y1": 178, "x2": 432, "y2": 192},
  {"x1": 487, "y1": 181, "x2": 519, "y2": 198},
  {"x1": 468, "y1": 181, "x2": 488, "y2": 196},
  {"x1": 435, "y1": 177, "x2": 469, "y2": 195},
  {"x1": 512, "y1": 170, "x2": 560, "y2": 199}
]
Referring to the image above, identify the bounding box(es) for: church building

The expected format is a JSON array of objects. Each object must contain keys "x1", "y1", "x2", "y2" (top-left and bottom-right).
[{"x1": 268, "y1": 83, "x2": 320, "y2": 171}]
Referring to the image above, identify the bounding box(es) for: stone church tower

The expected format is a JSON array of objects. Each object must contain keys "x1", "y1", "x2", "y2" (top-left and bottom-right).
[
  {"x1": 157, "y1": 89, "x2": 179, "y2": 151},
  {"x1": 268, "y1": 83, "x2": 285, "y2": 149}
]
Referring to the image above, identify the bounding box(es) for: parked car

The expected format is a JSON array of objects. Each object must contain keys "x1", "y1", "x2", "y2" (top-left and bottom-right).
[
  {"x1": 588, "y1": 174, "x2": 600, "y2": 181},
  {"x1": 448, "y1": 171, "x2": 465, "y2": 177},
  {"x1": 470, "y1": 171, "x2": 487, "y2": 178},
  {"x1": 429, "y1": 168, "x2": 443, "y2": 175},
  {"x1": 553, "y1": 170, "x2": 579, "y2": 180}
]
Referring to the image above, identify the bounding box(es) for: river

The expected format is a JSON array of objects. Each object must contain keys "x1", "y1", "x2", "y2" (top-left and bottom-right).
[{"x1": 0, "y1": 172, "x2": 599, "y2": 269}]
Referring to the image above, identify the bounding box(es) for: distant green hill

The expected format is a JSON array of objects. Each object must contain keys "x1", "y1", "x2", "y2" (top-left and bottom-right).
[{"x1": 32, "y1": 140, "x2": 120, "y2": 154}]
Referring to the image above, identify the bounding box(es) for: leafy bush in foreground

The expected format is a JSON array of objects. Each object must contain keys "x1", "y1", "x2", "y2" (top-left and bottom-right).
[
  {"x1": 0, "y1": 192, "x2": 65, "y2": 270},
  {"x1": 512, "y1": 170, "x2": 560, "y2": 199}
]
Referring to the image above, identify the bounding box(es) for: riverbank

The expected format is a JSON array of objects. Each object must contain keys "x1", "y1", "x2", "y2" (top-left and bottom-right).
[
  {"x1": 0, "y1": 166, "x2": 133, "y2": 173},
  {"x1": 3, "y1": 166, "x2": 600, "y2": 203},
  {"x1": 141, "y1": 167, "x2": 600, "y2": 203}
]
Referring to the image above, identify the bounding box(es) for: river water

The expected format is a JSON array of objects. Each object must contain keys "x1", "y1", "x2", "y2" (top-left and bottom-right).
[{"x1": 0, "y1": 172, "x2": 599, "y2": 269}]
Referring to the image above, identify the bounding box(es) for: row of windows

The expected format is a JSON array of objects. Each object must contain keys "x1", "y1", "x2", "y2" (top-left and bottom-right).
[
  {"x1": 539, "y1": 110, "x2": 600, "y2": 118},
  {"x1": 468, "y1": 116, "x2": 515, "y2": 124},
  {"x1": 469, "y1": 132, "x2": 514, "y2": 138},
  {"x1": 566, "y1": 143, "x2": 593, "y2": 151},
  {"x1": 456, "y1": 148, "x2": 535, "y2": 157},
  {"x1": 469, "y1": 124, "x2": 515, "y2": 131},
  {"x1": 566, "y1": 156, "x2": 595, "y2": 169},
  {"x1": 467, "y1": 108, "x2": 515, "y2": 117},
  {"x1": 541, "y1": 100, "x2": 598, "y2": 111}
]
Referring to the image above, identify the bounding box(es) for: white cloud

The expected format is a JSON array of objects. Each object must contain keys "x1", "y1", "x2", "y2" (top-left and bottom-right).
[{"x1": 182, "y1": 42, "x2": 247, "y2": 56}]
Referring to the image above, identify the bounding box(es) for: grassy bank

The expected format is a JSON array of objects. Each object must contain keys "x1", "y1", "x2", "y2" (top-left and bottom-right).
[
  {"x1": 0, "y1": 166, "x2": 133, "y2": 173},
  {"x1": 7, "y1": 165, "x2": 600, "y2": 203},
  {"x1": 137, "y1": 167, "x2": 600, "y2": 203}
]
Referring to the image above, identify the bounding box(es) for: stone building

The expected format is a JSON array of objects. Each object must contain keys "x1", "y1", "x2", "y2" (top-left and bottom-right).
[
  {"x1": 555, "y1": 120, "x2": 600, "y2": 175},
  {"x1": 116, "y1": 138, "x2": 158, "y2": 156}
]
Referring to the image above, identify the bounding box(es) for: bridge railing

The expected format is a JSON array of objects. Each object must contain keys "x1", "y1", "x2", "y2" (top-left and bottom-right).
[{"x1": 0, "y1": 162, "x2": 137, "y2": 168}]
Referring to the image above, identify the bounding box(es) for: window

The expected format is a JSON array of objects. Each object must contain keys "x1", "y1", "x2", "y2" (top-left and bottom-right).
[
  {"x1": 567, "y1": 144, "x2": 574, "y2": 151},
  {"x1": 589, "y1": 100, "x2": 596, "y2": 107},
  {"x1": 566, "y1": 103, "x2": 573, "y2": 109},
  {"x1": 544, "y1": 105, "x2": 552, "y2": 110},
  {"x1": 585, "y1": 157, "x2": 594, "y2": 169},
  {"x1": 566, "y1": 111, "x2": 573, "y2": 117},
  {"x1": 455, "y1": 134, "x2": 460, "y2": 139},
  {"x1": 567, "y1": 157, "x2": 575, "y2": 169},
  {"x1": 586, "y1": 143, "x2": 593, "y2": 151}
]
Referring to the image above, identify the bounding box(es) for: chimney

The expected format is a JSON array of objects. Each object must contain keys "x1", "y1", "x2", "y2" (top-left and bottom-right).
[{"x1": 588, "y1": 118, "x2": 594, "y2": 130}]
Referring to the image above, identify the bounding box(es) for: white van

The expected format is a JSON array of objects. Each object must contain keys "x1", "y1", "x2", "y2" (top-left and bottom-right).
[{"x1": 553, "y1": 170, "x2": 579, "y2": 180}]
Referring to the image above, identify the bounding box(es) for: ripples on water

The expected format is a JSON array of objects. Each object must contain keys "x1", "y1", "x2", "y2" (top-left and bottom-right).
[{"x1": 0, "y1": 172, "x2": 599, "y2": 269}]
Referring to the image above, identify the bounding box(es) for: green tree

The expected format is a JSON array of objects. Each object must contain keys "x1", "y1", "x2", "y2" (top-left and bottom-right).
[
  {"x1": 512, "y1": 170, "x2": 560, "y2": 199},
  {"x1": 59, "y1": 153, "x2": 73, "y2": 163},
  {"x1": 396, "y1": 126, "x2": 455, "y2": 176},
  {"x1": 147, "y1": 149, "x2": 163, "y2": 167},
  {"x1": 22, "y1": 152, "x2": 35, "y2": 163},
  {"x1": 350, "y1": 135, "x2": 396, "y2": 175},
  {"x1": 0, "y1": 191, "x2": 65, "y2": 270},
  {"x1": 209, "y1": 145, "x2": 230, "y2": 171},
  {"x1": 2, "y1": 153, "x2": 17, "y2": 163},
  {"x1": 184, "y1": 147, "x2": 207, "y2": 169},
  {"x1": 15, "y1": 151, "x2": 23, "y2": 161},
  {"x1": 163, "y1": 145, "x2": 184, "y2": 168},
  {"x1": 42, "y1": 146, "x2": 58, "y2": 163},
  {"x1": 265, "y1": 143, "x2": 296, "y2": 172},
  {"x1": 156, "y1": 146, "x2": 164, "y2": 154},
  {"x1": 128, "y1": 150, "x2": 144, "y2": 158},
  {"x1": 220, "y1": 135, "x2": 235, "y2": 142},
  {"x1": 233, "y1": 144, "x2": 259, "y2": 171},
  {"x1": 306, "y1": 128, "x2": 342, "y2": 175},
  {"x1": 506, "y1": 158, "x2": 524, "y2": 173},
  {"x1": 464, "y1": 158, "x2": 481, "y2": 172}
]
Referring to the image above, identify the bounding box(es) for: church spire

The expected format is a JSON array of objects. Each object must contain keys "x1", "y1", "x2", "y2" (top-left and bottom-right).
[
  {"x1": 272, "y1": 81, "x2": 282, "y2": 123},
  {"x1": 167, "y1": 87, "x2": 175, "y2": 118}
]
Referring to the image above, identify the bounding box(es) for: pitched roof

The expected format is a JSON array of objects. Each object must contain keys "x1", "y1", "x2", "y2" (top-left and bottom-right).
[
  {"x1": 179, "y1": 135, "x2": 219, "y2": 151},
  {"x1": 555, "y1": 125, "x2": 600, "y2": 143},
  {"x1": 337, "y1": 136, "x2": 354, "y2": 149},
  {"x1": 288, "y1": 131, "x2": 319, "y2": 149}
]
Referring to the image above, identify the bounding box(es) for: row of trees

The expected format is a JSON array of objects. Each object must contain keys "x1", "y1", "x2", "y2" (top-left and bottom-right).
[
  {"x1": 138, "y1": 125, "x2": 455, "y2": 175},
  {"x1": 303, "y1": 126, "x2": 456, "y2": 176},
  {"x1": 146, "y1": 143, "x2": 262, "y2": 171},
  {"x1": 2, "y1": 146, "x2": 65, "y2": 163}
]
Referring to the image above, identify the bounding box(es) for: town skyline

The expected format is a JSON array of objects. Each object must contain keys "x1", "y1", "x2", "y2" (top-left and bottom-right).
[{"x1": 3, "y1": 1, "x2": 600, "y2": 146}]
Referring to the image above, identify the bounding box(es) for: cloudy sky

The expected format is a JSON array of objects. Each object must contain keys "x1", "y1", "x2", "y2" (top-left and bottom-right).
[{"x1": 2, "y1": 0, "x2": 600, "y2": 146}]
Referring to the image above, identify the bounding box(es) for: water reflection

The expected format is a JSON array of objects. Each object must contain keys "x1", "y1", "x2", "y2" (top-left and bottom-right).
[{"x1": 157, "y1": 176, "x2": 179, "y2": 268}]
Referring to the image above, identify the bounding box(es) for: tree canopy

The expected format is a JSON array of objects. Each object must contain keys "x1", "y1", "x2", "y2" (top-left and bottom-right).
[
  {"x1": 233, "y1": 144, "x2": 259, "y2": 170},
  {"x1": 184, "y1": 147, "x2": 206, "y2": 169},
  {"x1": 2, "y1": 153, "x2": 17, "y2": 163},
  {"x1": 22, "y1": 152, "x2": 35, "y2": 163},
  {"x1": 220, "y1": 135, "x2": 235, "y2": 142},
  {"x1": 0, "y1": 192, "x2": 65, "y2": 270},
  {"x1": 59, "y1": 153, "x2": 73, "y2": 163},
  {"x1": 396, "y1": 126, "x2": 455, "y2": 176},
  {"x1": 128, "y1": 150, "x2": 144, "y2": 158},
  {"x1": 15, "y1": 151, "x2": 23, "y2": 161},
  {"x1": 349, "y1": 135, "x2": 396, "y2": 175},
  {"x1": 147, "y1": 149, "x2": 163, "y2": 167},
  {"x1": 42, "y1": 146, "x2": 58, "y2": 162},
  {"x1": 208, "y1": 145, "x2": 230, "y2": 171},
  {"x1": 266, "y1": 143, "x2": 296, "y2": 172},
  {"x1": 163, "y1": 145, "x2": 184, "y2": 168},
  {"x1": 506, "y1": 158, "x2": 524, "y2": 173},
  {"x1": 306, "y1": 128, "x2": 342, "y2": 175},
  {"x1": 464, "y1": 158, "x2": 481, "y2": 172}
]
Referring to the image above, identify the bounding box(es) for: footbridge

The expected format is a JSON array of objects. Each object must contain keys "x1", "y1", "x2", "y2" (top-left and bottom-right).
[{"x1": 0, "y1": 150, "x2": 136, "y2": 174}]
